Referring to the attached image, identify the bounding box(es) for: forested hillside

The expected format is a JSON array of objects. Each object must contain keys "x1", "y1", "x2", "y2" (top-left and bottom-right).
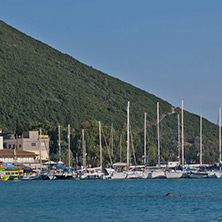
[{"x1": 0, "y1": 20, "x2": 219, "y2": 166}]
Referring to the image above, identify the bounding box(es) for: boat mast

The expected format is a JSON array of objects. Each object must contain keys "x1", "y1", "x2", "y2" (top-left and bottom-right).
[
  {"x1": 219, "y1": 107, "x2": 221, "y2": 164},
  {"x1": 14, "y1": 133, "x2": 17, "y2": 164},
  {"x1": 68, "y1": 124, "x2": 70, "y2": 171},
  {"x1": 181, "y1": 100, "x2": 184, "y2": 168},
  {"x1": 39, "y1": 128, "x2": 42, "y2": 172},
  {"x1": 111, "y1": 123, "x2": 113, "y2": 157},
  {"x1": 144, "y1": 112, "x2": 147, "y2": 165},
  {"x1": 157, "y1": 102, "x2": 160, "y2": 168},
  {"x1": 127, "y1": 101, "x2": 130, "y2": 169},
  {"x1": 82, "y1": 129, "x2": 86, "y2": 169},
  {"x1": 177, "y1": 114, "x2": 180, "y2": 164},
  {"x1": 200, "y1": 113, "x2": 202, "y2": 166},
  {"x1": 120, "y1": 134, "x2": 122, "y2": 162},
  {"x1": 99, "y1": 121, "x2": 102, "y2": 170},
  {"x1": 58, "y1": 125, "x2": 61, "y2": 159}
]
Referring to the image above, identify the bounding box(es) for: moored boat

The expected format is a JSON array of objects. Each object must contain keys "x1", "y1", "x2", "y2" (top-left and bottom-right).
[
  {"x1": 106, "y1": 162, "x2": 128, "y2": 180},
  {"x1": 126, "y1": 166, "x2": 148, "y2": 179},
  {"x1": 188, "y1": 171, "x2": 208, "y2": 179},
  {"x1": 151, "y1": 169, "x2": 166, "y2": 179},
  {"x1": 214, "y1": 171, "x2": 222, "y2": 178},
  {"x1": 165, "y1": 170, "x2": 183, "y2": 179},
  {"x1": 55, "y1": 168, "x2": 74, "y2": 179},
  {"x1": 80, "y1": 167, "x2": 104, "y2": 180}
]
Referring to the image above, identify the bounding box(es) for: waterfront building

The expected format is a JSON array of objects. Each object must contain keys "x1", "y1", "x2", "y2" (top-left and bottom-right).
[
  {"x1": 0, "y1": 149, "x2": 38, "y2": 164},
  {"x1": 2, "y1": 131, "x2": 49, "y2": 162}
]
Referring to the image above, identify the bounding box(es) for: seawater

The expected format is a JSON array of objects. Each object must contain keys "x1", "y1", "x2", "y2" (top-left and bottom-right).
[{"x1": 1, "y1": 179, "x2": 222, "y2": 222}]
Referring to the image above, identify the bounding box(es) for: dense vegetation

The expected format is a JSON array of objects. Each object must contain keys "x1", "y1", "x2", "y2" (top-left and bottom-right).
[{"x1": 0, "y1": 20, "x2": 220, "y2": 166}]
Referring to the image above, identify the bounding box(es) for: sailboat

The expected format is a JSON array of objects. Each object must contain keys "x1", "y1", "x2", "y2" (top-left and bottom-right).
[
  {"x1": 149, "y1": 102, "x2": 166, "y2": 179},
  {"x1": 122, "y1": 102, "x2": 148, "y2": 179},
  {"x1": 106, "y1": 102, "x2": 130, "y2": 180},
  {"x1": 105, "y1": 162, "x2": 127, "y2": 180},
  {"x1": 187, "y1": 111, "x2": 217, "y2": 179},
  {"x1": 165, "y1": 114, "x2": 183, "y2": 179},
  {"x1": 165, "y1": 169, "x2": 183, "y2": 179},
  {"x1": 127, "y1": 165, "x2": 148, "y2": 179},
  {"x1": 55, "y1": 125, "x2": 73, "y2": 179},
  {"x1": 180, "y1": 100, "x2": 190, "y2": 178},
  {"x1": 208, "y1": 107, "x2": 222, "y2": 178},
  {"x1": 127, "y1": 112, "x2": 149, "y2": 179},
  {"x1": 80, "y1": 122, "x2": 105, "y2": 180}
]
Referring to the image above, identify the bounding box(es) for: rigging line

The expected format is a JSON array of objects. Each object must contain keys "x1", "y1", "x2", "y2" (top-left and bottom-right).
[
  {"x1": 47, "y1": 131, "x2": 58, "y2": 171},
  {"x1": 188, "y1": 120, "x2": 200, "y2": 165},
  {"x1": 50, "y1": 131, "x2": 58, "y2": 161},
  {"x1": 147, "y1": 125, "x2": 155, "y2": 157},
  {"x1": 74, "y1": 136, "x2": 81, "y2": 169},
  {"x1": 119, "y1": 134, "x2": 122, "y2": 163},
  {"x1": 166, "y1": 121, "x2": 177, "y2": 169},
  {"x1": 112, "y1": 135, "x2": 120, "y2": 163},
  {"x1": 108, "y1": 123, "x2": 113, "y2": 156},
  {"x1": 58, "y1": 127, "x2": 68, "y2": 163},
  {"x1": 209, "y1": 117, "x2": 219, "y2": 168},
  {"x1": 101, "y1": 126, "x2": 113, "y2": 165},
  {"x1": 130, "y1": 124, "x2": 137, "y2": 166}
]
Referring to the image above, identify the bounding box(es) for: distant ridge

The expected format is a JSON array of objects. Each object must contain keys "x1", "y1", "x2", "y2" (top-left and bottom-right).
[{"x1": 0, "y1": 20, "x2": 172, "y2": 131}]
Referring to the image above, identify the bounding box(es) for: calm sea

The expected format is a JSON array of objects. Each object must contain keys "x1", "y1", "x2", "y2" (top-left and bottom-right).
[{"x1": 1, "y1": 179, "x2": 222, "y2": 222}]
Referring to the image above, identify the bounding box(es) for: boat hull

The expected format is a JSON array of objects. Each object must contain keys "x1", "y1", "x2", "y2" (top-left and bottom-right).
[
  {"x1": 165, "y1": 171, "x2": 183, "y2": 179},
  {"x1": 151, "y1": 170, "x2": 166, "y2": 179},
  {"x1": 80, "y1": 174, "x2": 104, "y2": 180},
  {"x1": 111, "y1": 172, "x2": 127, "y2": 180},
  {"x1": 127, "y1": 171, "x2": 148, "y2": 179},
  {"x1": 188, "y1": 172, "x2": 208, "y2": 179},
  {"x1": 214, "y1": 171, "x2": 222, "y2": 178}
]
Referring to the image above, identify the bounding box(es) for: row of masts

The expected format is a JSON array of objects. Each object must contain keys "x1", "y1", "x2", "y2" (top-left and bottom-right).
[
  {"x1": 153, "y1": 100, "x2": 222, "y2": 168},
  {"x1": 42, "y1": 101, "x2": 222, "y2": 171},
  {"x1": 39, "y1": 124, "x2": 72, "y2": 172}
]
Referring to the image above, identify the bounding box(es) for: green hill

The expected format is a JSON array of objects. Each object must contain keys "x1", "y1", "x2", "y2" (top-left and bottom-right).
[{"x1": 0, "y1": 20, "x2": 219, "y2": 165}]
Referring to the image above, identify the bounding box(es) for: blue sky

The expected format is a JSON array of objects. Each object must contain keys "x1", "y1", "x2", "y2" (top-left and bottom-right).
[{"x1": 1, "y1": 0, "x2": 222, "y2": 123}]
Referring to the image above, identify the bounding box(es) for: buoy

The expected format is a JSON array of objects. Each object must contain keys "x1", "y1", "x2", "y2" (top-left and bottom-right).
[{"x1": 165, "y1": 193, "x2": 173, "y2": 196}]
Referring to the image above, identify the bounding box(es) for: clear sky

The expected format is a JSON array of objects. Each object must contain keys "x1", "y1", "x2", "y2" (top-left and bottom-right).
[{"x1": 1, "y1": 0, "x2": 222, "y2": 123}]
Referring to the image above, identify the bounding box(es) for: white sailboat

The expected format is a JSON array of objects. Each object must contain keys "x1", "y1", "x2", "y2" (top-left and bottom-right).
[
  {"x1": 55, "y1": 125, "x2": 73, "y2": 179},
  {"x1": 127, "y1": 165, "x2": 149, "y2": 179},
  {"x1": 180, "y1": 100, "x2": 189, "y2": 178},
  {"x1": 188, "y1": 113, "x2": 209, "y2": 179},
  {"x1": 127, "y1": 112, "x2": 149, "y2": 179},
  {"x1": 150, "y1": 102, "x2": 166, "y2": 179},
  {"x1": 165, "y1": 169, "x2": 183, "y2": 179},
  {"x1": 151, "y1": 169, "x2": 166, "y2": 179},
  {"x1": 106, "y1": 162, "x2": 128, "y2": 180},
  {"x1": 165, "y1": 114, "x2": 183, "y2": 179},
  {"x1": 81, "y1": 167, "x2": 104, "y2": 180},
  {"x1": 209, "y1": 107, "x2": 222, "y2": 178},
  {"x1": 80, "y1": 121, "x2": 105, "y2": 180},
  {"x1": 107, "y1": 102, "x2": 130, "y2": 180}
]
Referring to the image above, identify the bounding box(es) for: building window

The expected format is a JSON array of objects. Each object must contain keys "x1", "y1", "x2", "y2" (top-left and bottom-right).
[
  {"x1": 19, "y1": 144, "x2": 21, "y2": 148},
  {"x1": 31, "y1": 143, "x2": 36, "y2": 146}
]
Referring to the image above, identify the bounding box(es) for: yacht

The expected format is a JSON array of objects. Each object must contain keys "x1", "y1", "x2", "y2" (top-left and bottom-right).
[
  {"x1": 80, "y1": 167, "x2": 104, "y2": 180},
  {"x1": 150, "y1": 168, "x2": 166, "y2": 179},
  {"x1": 106, "y1": 163, "x2": 128, "y2": 180},
  {"x1": 165, "y1": 169, "x2": 183, "y2": 179},
  {"x1": 126, "y1": 166, "x2": 148, "y2": 179}
]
